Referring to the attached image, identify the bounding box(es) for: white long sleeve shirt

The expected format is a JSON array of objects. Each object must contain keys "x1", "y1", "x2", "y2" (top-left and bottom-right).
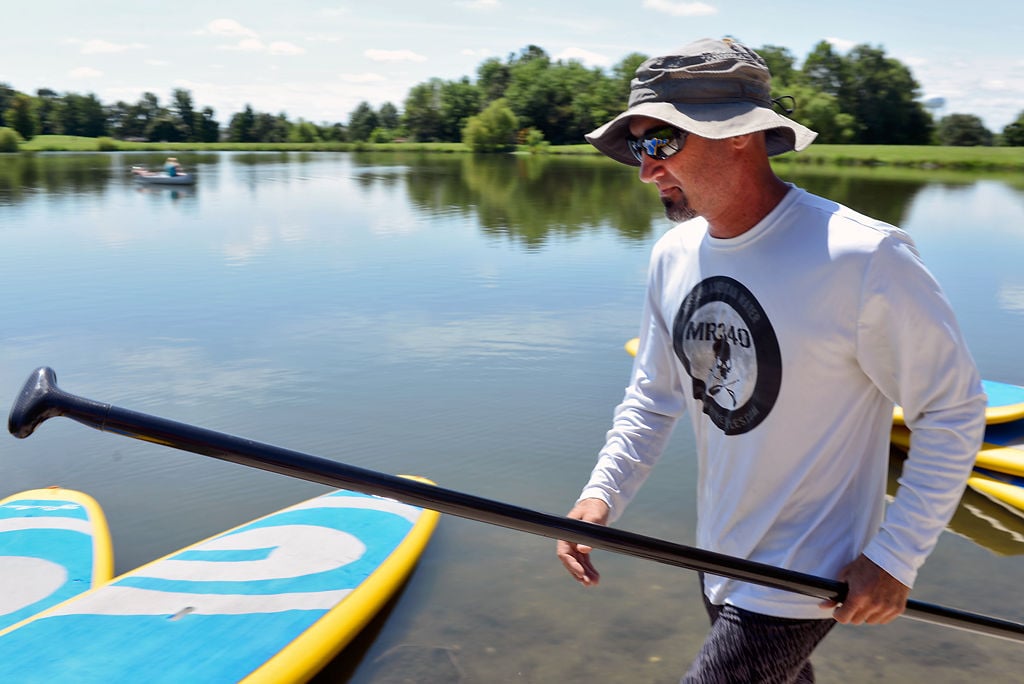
[{"x1": 580, "y1": 186, "x2": 986, "y2": 619}]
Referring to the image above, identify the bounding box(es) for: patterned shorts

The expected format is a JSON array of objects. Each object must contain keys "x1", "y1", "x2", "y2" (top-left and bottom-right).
[{"x1": 683, "y1": 586, "x2": 836, "y2": 684}]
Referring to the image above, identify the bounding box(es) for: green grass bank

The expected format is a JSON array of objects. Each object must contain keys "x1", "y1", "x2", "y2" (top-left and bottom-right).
[{"x1": 10, "y1": 135, "x2": 1024, "y2": 172}]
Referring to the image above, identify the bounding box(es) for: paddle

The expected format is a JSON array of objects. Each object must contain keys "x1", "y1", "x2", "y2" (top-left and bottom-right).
[{"x1": 8, "y1": 367, "x2": 1024, "y2": 644}]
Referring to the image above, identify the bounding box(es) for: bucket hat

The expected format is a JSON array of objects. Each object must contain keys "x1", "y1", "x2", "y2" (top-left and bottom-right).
[{"x1": 586, "y1": 38, "x2": 817, "y2": 165}]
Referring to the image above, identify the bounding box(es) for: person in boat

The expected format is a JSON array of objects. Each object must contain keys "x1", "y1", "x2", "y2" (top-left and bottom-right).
[
  {"x1": 555, "y1": 37, "x2": 986, "y2": 682},
  {"x1": 164, "y1": 157, "x2": 183, "y2": 177}
]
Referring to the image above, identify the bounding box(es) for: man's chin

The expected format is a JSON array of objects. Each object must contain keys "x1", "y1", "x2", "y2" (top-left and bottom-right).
[{"x1": 663, "y1": 199, "x2": 698, "y2": 223}]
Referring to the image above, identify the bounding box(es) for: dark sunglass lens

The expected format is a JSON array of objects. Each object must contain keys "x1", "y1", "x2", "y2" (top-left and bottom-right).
[{"x1": 627, "y1": 127, "x2": 684, "y2": 161}]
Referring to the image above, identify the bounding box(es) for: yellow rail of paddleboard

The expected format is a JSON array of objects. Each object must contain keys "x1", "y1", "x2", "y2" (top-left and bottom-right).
[{"x1": 241, "y1": 475, "x2": 440, "y2": 684}]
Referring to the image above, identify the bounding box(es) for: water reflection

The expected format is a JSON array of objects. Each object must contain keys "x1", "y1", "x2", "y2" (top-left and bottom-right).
[
  {"x1": 0, "y1": 153, "x2": 114, "y2": 201},
  {"x1": 4, "y1": 151, "x2": 1021, "y2": 246}
]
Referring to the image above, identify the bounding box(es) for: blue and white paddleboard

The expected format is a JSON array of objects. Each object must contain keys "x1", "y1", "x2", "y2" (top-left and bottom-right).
[
  {"x1": 0, "y1": 487, "x2": 113, "y2": 632},
  {"x1": 0, "y1": 480, "x2": 438, "y2": 684}
]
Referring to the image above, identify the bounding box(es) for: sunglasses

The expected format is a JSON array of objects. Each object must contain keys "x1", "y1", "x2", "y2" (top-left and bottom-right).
[{"x1": 626, "y1": 126, "x2": 689, "y2": 162}]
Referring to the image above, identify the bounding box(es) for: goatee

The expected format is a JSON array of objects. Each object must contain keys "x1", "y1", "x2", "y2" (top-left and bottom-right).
[{"x1": 663, "y1": 195, "x2": 697, "y2": 223}]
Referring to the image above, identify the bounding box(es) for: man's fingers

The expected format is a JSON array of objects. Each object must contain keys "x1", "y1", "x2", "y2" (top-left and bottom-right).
[{"x1": 556, "y1": 541, "x2": 600, "y2": 586}]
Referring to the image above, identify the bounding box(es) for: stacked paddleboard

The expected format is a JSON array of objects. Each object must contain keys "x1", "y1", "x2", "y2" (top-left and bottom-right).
[
  {"x1": 625, "y1": 336, "x2": 1024, "y2": 522},
  {"x1": 890, "y1": 381, "x2": 1024, "y2": 516},
  {"x1": 0, "y1": 480, "x2": 438, "y2": 683}
]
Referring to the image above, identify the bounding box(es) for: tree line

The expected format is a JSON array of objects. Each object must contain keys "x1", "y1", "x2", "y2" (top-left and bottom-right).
[{"x1": 3, "y1": 41, "x2": 1023, "y2": 148}]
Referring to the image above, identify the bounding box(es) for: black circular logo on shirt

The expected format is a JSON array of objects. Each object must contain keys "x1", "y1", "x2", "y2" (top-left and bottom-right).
[{"x1": 672, "y1": 276, "x2": 781, "y2": 435}]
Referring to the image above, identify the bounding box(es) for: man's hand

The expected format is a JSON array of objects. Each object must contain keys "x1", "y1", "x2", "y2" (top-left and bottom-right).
[
  {"x1": 820, "y1": 554, "x2": 910, "y2": 624},
  {"x1": 555, "y1": 498, "x2": 610, "y2": 587}
]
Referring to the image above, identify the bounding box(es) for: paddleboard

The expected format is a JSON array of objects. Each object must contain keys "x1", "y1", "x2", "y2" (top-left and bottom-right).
[
  {"x1": 968, "y1": 473, "x2": 1024, "y2": 513},
  {"x1": 625, "y1": 337, "x2": 639, "y2": 358},
  {"x1": 893, "y1": 379, "x2": 1024, "y2": 426},
  {"x1": 891, "y1": 425, "x2": 1024, "y2": 478},
  {"x1": 0, "y1": 480, "x2": 439, "y2": 683},
  {"x1": 0, "y1": 487, "x2": 113, "y2": 632},
  {"x1": 888, "y1": 446, "x2": 1024, "y2": 556}
]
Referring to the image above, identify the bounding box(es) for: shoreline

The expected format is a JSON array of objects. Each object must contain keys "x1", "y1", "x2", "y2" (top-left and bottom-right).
[{"x1": 8, "y1": 135, "x2": 1024, "y2": 172}]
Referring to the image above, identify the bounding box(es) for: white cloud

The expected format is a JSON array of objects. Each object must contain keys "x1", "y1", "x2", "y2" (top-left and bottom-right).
[
  {"x1": 200, "y1": 18, "x2": 305, "y2": 55},
  {"x1": 319, "y1": 6, "x2": 351, "y2": 17},
  {"x1": 824, "y1": 37, "x2": 857, "y2": 52},
  {"x1": 216, "y1": 38, "x2": 304, "y2": 56},
  {"x1": 268, "y1": 41, "x2": 306, "y2": 56},
  {"x1": 223, "y1": 38, "x2": 266, "y2": 52},
  {"x1": 554, "y1": 47, "x2": 612, "y2": 68},
  {"x1": 201, "y1": 18, "x2": 259, "y2": 38},
  {"x1": 905, "y1": 54, "x2": 1024, "y2": 130},
  {"x1": 69, "y1": 66, "x2": 103, "y2": 79},
  {"x1": 643, "y1": 0, "x2": 717, "y2": 17},
  {"x1": 305, "y1": 33, "x2": 344, "y2": 43},
  {"x1": 339, "y1": 73, "x2": 386, "y2": 83},
  {"x1": 365, "y1": 49, "x2": 427, "y2": 63},
  {"x1": 456, "y1": 0, "x2": 500, "y2": 8},
  {"x1": 79, "y1": 39, "x2": 147, "y2": 54}
]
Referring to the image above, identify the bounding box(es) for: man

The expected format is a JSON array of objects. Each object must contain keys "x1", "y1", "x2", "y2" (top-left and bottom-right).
[{"x1": 555, "y1": 37, "x2": 986, "y2": 683}]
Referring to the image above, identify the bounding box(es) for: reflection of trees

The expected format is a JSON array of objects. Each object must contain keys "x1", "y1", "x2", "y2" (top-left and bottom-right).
[
  {"x1": 0, "y1": 153, "x2": 225, "y2": 205},
  {"x1": 392, "y1": 153, "x2": 662, "y2": 248},
  {"x1": 0, "y1": 154, "x2": 114, "y2": 202},
  {"x1": 776, "y1": 165, "x2": 931, "y2": 227}
]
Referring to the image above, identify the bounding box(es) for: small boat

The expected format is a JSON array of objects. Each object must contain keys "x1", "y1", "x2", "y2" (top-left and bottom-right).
[{"x1": 130, "y1": 166, "x2": 196, "y2": 185}]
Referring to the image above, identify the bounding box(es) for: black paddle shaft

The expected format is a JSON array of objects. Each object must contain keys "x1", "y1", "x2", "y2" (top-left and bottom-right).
[{"x1": 8, "y1": 366, "x2": 1024, "y2": 643}]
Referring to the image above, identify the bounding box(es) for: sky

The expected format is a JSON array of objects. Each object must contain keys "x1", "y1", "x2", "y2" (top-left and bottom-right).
[{"x1": 4, "y1": 0, "x2": 1023, "y2": 133}]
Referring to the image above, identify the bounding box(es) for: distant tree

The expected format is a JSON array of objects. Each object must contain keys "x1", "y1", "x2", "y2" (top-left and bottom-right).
[
  {"x1": 1002, "y1": 111, "x2": 1024, "y2": 147},
  {"x1": 146, "y1": 115, "x2": 186, "y2": 142},
  {"x1": 610, "y1": 52, "x2": 648, "y2": 96},
  {"x1": 105, "y1": 101, "x2": 133, "y2": 138},
  {"x1": 777, "y1": 83, "x2": 856, "y2": 144},
  {"x1": 4, "y1": 93, "x2": 39, "y2": 140},
  {"x1": 57, "y1": 93, "x2": 107, "y2": 137},
  {"x1": 439, "y1": 77, "x2": 481, "y2": 141},
  {"x1": 936, "y1": 114, "x2": 993, "y2": 146},
  {"x1": 504, "y1": 47, "x2": 560, "y2": 141},
  {"x1": 251, "y1": 112, "x2": 290, "y2": 142},
  {"x1": 194, "y1": 107, "x2": 220, "y2": 142},
  {"x1": 321, "y1": 122, "x2": 348, "y2": 142},
  {"x1": 289, "y1": 119, "x2": 321, "y2": 143},
  {"x1": 0, "y1": 84, "x2": 15, "y2": 119},
  {"x1": 802, "y1": 41, "x2": 848, "y2": 98},
  {"x1": 135, "y1": 92, "x2": 163, "y2": 135},
  {"x1": 842, "y1": 44, "x2": 932, "y2": 144},
  {"x1": 504, "y1": 47, "x2": 618, "y2": 145},
  {"x1": 172, "y1": 89, "x2": 196, "y2": 141},
  {"x1": 477, "y1": 57, "x2": 511, "y2": 103},
  {"x1": 35, "y1": 89, "x2": 61, "y2": 135},
  {"x1": 462, "y1": 98, "x2": 518, "y2": 152},
  {"x1": 348, "y1": 101, "x2": 379, "y2": 142},
  {"x1": 757, "y1": 45, "x2": 799, "y2": 87},
  {"x1": 378, "y1": 102, "x2": 400, "y2": 130},
  {"x1": 227, "y1": 104, "x2": 256, "y2": 142},
  {"x1": 403, "y1": 80, "x2": 444, "y2": 141}
]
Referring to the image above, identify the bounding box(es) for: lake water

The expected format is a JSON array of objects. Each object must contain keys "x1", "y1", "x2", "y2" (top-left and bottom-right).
[{"x1": 2, "y1": 151, "x2": 1024, "y2": 682}]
